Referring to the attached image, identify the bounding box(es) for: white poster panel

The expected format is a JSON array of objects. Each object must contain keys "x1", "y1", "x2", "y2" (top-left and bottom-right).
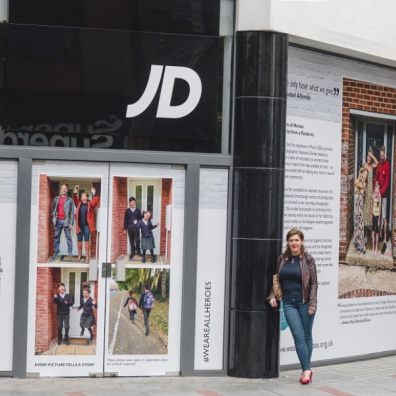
[
  {"x1": 27, "y1": 161, "x2": 110, "y2": 376},
  {"x1": 106, "y1": 163, "x2": 185, "y2": 376},
  {"x1": 194, "y1": 168, "x2": 228, "y2": 370},
  {"x1": 0, "y1": 161, "x2": 17, "y2": 371},
  {"x1": 281, "y1": 46, "x2": 396, "y2": 364}
]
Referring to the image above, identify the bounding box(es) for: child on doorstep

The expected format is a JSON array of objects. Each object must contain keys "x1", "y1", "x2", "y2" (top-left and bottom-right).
[
  {"x1": 138, "y1": 211, "x2": 159, "y2": 263},
  {"x1": 77, "y1": 286, "x2": 97, "y2": 343}
]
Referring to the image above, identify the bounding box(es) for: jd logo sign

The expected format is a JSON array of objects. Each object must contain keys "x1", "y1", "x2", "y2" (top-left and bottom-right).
[{"x1": 126, "y1": 65, "x2": 202, "y2": 119}]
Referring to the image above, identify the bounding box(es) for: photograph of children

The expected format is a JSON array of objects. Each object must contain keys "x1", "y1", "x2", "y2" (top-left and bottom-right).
[
  {"x1": 111, "y1": 177, "x2": 173, "y2": 266},
  {"x1": 107, "y1": 268, "x2": 169, "y2": 355},
  {"x1": 35, "y1": 267, "x2": 98, "y2": 355},
  {"x1": 36, "y1": 175, "x2": 101, "y2": 264},
  {"x1": 339, "y1": 78, "x2": 396, "y2": 298}
]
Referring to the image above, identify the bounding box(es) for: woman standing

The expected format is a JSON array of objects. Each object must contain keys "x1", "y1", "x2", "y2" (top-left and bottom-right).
[
  {"x1": 268, "y1": 228, "x2": 318, "y2": 385},
  {"x1": 73, "y1": 185, "x2": 100, "y2": 263},
  {"x1": 363, "y1": 150, "x2": 378, "y2": 231},
  {"x1": 354, "y1": 167, "x2": 368, "y2": 254}
]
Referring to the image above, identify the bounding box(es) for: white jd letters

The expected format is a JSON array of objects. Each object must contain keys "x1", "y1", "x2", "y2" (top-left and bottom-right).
[{"x1": 125, "y1": 65, "x2": 202, "y2": 119}]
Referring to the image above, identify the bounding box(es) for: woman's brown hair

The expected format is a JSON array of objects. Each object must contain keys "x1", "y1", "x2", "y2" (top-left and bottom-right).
[{"x1": 282, "y1": 228, "x2": 305, "y2": 258}]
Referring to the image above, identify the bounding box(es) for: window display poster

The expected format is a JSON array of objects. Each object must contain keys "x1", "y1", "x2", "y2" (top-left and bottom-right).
[
  {"x1": 281, "y1": 47, "x2": 396, "y2": 365},
  {"x1": 0, "y1": 161, "x2": 17, "y2": 371},
  {"x1": 26, "y1": 161, "x2": 185, "y2": 377}
]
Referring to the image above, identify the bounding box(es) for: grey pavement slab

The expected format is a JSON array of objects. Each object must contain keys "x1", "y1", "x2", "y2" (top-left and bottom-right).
[{"x1": 0, "y1": 355, "x2": 396, "y2": 395}]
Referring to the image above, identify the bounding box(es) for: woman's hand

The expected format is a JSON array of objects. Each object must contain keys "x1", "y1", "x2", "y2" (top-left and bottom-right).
[
  {"x1": 308, "y1": 306, "x2": 316, "y2": 315},
  {"x1": 269, "y1": 297, "x2": 278, "y2": 308}
]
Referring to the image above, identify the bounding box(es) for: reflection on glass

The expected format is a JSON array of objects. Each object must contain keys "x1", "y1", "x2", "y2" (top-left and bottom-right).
[
  {"x1": 147, "y1": 185, "x2": 154, "y2": 215},
  {"x1": 80, "y1": 272, "x2": 88, "y2": 300},
  {"x1": 69, "y1": 272, "x2": 76, "y2": 301},
  {"x1": 135, "y1": 185, "x2": 142, "y2": 210}
]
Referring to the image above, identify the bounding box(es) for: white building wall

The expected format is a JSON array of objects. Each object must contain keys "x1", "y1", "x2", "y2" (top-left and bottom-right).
[
  {"x1": 236, "y1": 0, "x2": 396, "y2": 66},
  {"x1": 0, "y1": 0, "x2": 7, "y2": 21}
]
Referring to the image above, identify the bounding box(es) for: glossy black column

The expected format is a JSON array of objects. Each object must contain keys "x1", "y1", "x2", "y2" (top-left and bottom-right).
[{"x1": 228, "y1": 32, "x2": 288, "y2": 378}]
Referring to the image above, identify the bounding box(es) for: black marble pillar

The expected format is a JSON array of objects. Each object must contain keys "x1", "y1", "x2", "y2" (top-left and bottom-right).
[{"x1": 228, "y1": 31, "x2": 288, "y2": 378}]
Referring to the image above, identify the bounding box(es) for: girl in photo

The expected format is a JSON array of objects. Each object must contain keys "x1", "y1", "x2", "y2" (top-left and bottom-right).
[
  {"x1": 363, "y1": 150, "x2": 378, "y2": 235},
  {"x1": 139, "y1": 211, "x2": 159, "y2": 263},
  {"x1": 372, "y1": 181, "x2": 381, "y2": 256},
  {"x1": 123, "y1": 290, "x2": 138, "y2": 324},
  {"x1": 77, "y1": 287, "x2": 97, "y2": 343}
]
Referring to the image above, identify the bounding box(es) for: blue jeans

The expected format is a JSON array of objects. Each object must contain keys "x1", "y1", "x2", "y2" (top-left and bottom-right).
[
  {"x1": 54, "y1": 219, "x2": 73, "y2": 256},
  {"x1": 77, "y1": 224, "x2": 90, "y2": 242},
  {"x1": 283, "y1": 297, "x2": 315, "y2": 371}
]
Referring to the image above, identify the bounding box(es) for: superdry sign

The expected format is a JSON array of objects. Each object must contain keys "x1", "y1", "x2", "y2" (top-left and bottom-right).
[{"x1": 0, "y1": 24, "x2": 222, "y2": 153}]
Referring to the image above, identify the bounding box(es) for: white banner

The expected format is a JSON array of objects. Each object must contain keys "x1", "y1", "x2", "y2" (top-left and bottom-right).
[
  {"x1": 281, "y1": 46, "x2": 396, "y2": 364},
  {"x1": 194, "y1": 168, "x2": 228, "y2": 370}
]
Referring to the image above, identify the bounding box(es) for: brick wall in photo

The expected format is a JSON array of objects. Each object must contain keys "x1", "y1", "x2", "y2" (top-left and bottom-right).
[
  {"x1": 160, "y1": 179, "x2": 172, "y2": 258},
  {"x1": 112, "y1": 177, "x2": 128, "y2": 262},
  {"x1": 49, "y1": 181, "x2": 59, "y2": 257},
  {"x1": 37, "y1": 175, "x2": 51, "y2": 263},
  {"x1": 92, "y1": 281, "x2": 98, "y2": 339},
  {"x1": 340, "y1": 78, "x2": 396, "y2": 263},
  {"x1": 35, "y1": 267, "x2": 61, "y2": 353},
  {"x1": 339, "y1": 288, "x2": 395, "y2": 299}
]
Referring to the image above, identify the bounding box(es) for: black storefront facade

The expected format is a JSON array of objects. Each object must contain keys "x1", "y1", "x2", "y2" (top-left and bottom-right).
[{"x1": 0, "y1": 1, "x2": 287, "y2": 378}]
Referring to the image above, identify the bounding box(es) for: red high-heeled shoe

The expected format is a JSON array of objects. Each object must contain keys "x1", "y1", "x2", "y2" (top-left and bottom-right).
[{"x1": 301, "y1": 370, "x2": 313, "y2": 385}]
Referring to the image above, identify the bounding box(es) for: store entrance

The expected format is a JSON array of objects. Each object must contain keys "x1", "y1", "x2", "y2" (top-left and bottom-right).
[{"x1": 26, "y1": 161, "x2": 184, "y2": 377}]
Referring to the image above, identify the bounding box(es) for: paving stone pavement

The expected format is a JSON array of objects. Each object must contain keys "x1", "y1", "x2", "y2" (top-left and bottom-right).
[{"x1": 1, "y1": 355, "x2": 396, "y2": 395}]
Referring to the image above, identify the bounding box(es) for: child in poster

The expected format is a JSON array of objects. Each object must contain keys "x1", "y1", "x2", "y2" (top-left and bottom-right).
[
  {"x1": 123, "y1": 197, "x2": 143, "y2": 260},
  {"x1": 139, "y1": 283, "x2": 155, "y2": 336},
  {"x1": 372, "y1": 181, "x2": 382, "y2": 256},
  {"x1": 53, "y1": 283, "x2": 74, "y2": 345},
  {"x1": 123, "y1": 290, "x2": 138, "y2": 324},
  {"x1": 139, "y1": 211, "x2": 159, "y2": 263},
  {"x1": 77, "y1": 287, "x2": 97, "y2": 343}
]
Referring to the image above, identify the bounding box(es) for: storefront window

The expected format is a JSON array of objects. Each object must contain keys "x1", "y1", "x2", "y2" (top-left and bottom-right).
[{"x1": 0, "y1": 1, "x2": 235, "y2": 154}]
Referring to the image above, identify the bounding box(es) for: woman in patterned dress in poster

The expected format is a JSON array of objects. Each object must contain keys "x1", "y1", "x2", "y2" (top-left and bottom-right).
[
  {"x1": 362, "y1": 150, "x2": 378, "y2": 238},
  {"x1": 354, "y1": 167, "x2": 368, "y2": 254}
]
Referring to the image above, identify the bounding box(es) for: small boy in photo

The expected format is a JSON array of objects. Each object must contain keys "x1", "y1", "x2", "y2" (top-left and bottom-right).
[
  {"x1": 53, "y1": 283, "x2": 74, "y2": 345},
  {"x1": 123, "y1": 197, "x2": 143, "y2": 260},
  {"x1": 139, "y1": 283, "x2": 155, "y2": 336}
]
